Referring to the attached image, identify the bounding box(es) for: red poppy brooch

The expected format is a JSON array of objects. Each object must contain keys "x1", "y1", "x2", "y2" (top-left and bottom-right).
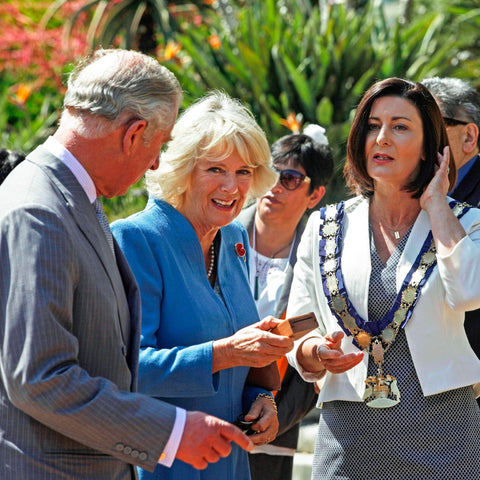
[{"x1": 235, "y1": 242, "x2": 246, "y2": 261}]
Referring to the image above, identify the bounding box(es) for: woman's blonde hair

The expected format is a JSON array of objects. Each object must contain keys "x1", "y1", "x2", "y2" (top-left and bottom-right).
[{"x1": 146, "y1": 91, "x2": 276, "y2": 208}]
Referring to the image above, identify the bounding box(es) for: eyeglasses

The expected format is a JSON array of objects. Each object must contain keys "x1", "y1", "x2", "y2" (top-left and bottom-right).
[
  {"x1": 442, "y1": 116, "x2": 470, "y2": 127},
  {"x1": 274, "y1": 168, "x2": 311, "y2": 191}
]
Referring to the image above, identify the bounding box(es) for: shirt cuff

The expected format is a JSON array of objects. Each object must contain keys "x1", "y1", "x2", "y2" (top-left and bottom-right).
[{"x1": 158, "y1": 407, "x2": 186, "y2": 467}]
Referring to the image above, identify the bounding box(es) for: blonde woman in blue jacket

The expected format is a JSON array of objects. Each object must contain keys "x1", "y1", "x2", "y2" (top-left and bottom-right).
[{"x1": 112, "y1": 92, "x2": 293, "y2": 480}]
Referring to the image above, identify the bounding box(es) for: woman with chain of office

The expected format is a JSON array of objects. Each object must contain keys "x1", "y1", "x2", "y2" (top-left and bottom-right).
[{"x1": 286, "y1": 78, "x2": 480, "y2": 479}]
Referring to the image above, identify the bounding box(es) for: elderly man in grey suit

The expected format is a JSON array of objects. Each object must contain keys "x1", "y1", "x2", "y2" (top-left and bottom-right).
[{"x1": 0, "y1": 48, "x2": 252, "y2": 479}]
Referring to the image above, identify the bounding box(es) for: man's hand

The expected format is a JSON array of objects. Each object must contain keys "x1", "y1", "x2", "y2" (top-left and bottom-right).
[{"x1": 175, "y1": 411, "x2": 253, "y2": 470}]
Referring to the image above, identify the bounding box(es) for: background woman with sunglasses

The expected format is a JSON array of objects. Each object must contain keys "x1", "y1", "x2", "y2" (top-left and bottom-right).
[
  {"x1": 286, "y1": 78, "x2": 480, "y2": 479},
  {"x1": 238, "y1": 127, "x2": 333, "y2": 480}
]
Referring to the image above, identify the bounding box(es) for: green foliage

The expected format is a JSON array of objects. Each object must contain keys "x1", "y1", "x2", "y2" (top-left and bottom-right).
[
  {"x1": 103, "y1": 184, "x2": 148, "y2": 222},
  {"x1": 413, "y1": 0, "x2": 480, "y2": 81},
  {"x1": 4, "y1": 0, "x2": 480, "y2": 214},
  {"x1": 163, "y1": 0, "x2": 478, "y2": 203},
  {"x1": 0, "y1": 81, "x2": 60, "y2": 154}
]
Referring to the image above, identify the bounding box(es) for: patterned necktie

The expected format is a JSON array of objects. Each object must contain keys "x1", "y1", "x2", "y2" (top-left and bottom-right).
[{"x1": 93, "y1": 198, "x2": 114, "y2": 255}]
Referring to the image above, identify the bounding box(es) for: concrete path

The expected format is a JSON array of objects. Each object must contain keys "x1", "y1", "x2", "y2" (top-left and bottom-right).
[{"x1": 292, "y1": 409, "x2": 319, "y2": 480}]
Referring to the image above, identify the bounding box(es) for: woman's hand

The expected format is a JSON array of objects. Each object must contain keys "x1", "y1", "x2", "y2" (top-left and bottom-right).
[
  {"x1": 243, "y1": 395, "x2": 279, "y2": 446},
  {"x1": 420, "y1": 146, "x2": 466, "y2": 255},
  {"x1": 212, "y1": 316, "x2": 294, "y2": 372},
  {"x1": 420, "y1": 146, "x2": 450, "y2": 212},
  {"x1": 298, "y1": 331, "x2": 364, "y2": 376}
]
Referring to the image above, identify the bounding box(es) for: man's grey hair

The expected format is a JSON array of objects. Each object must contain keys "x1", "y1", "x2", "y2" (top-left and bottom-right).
[
  {"x1": 61, "y1": 49, "x2": 183, "y2": 142},
  {"x1": 422, "y1": 77, "x2": 480, "y2": 147}
]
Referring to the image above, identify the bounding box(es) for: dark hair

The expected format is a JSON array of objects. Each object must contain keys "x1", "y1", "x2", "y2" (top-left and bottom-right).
[
  {"x1": 0, "y1": 149, "x2": 25, "y2": 185},
  {"x1": 271, "y1": 134, "x2": 333, "y2": 193},
  {"x1": 344, "y1": 77, "x2": 455, "y2": 198}
]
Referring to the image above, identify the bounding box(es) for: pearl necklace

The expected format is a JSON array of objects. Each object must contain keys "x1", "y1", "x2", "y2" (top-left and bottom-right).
[{"x1": 207, "y1": 242, "x2": 215, "y2": 279}]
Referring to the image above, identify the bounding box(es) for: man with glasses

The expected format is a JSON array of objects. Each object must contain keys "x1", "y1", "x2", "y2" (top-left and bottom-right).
[
  {"x1": 238, "y1": 127, "x2": 333, "y2": 480},
  {"x1": 422, "y1": 77, "x2": 480, "y2": 205},
  {"x1": 422, "y1": 76, "x2": 480, "y2": 406}
]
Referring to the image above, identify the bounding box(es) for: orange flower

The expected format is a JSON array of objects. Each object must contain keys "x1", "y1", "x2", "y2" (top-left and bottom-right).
[
  {"x1": 208, "y1": 34, "x2": 221, "y2": 50},
  {"x1": 280, "y1": 112, "x2": 302, "y2": 133},
  {"x1": 12, "y1": 83, "x2": 32, "y2": 106},
  {"x1": 164, "y1": 40, "x2": 181, "y2": 60},
  {"x1": 204, "y1": 0, "x2": 216, "y2": 5}
]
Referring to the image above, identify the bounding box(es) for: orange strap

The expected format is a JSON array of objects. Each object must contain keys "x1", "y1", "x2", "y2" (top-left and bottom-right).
[
  {"x1": 273, "y1": 357, "x2": 289, "y2": 397},
  {"x1": 273, "y1": 310, "x2": 289, "y2": 397}
]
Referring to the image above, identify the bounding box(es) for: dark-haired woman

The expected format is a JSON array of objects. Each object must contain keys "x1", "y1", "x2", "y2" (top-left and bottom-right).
[{"x1": 287, "y1": 78, "x2": 480, "y2": 479}]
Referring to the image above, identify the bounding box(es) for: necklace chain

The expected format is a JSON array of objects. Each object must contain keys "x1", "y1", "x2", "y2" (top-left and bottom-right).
[
  {"x1": 207, "y1": 242, "x2": 215, "y2": 279},
  {"x1": 371, "y1": 204, "x2": 418, "y2": 242},
  {"x1": 376, "y1": 221, "x2": 408, "y2": 241}
]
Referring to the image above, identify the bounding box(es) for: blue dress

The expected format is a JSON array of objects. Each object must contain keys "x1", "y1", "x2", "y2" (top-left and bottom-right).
[{"x1": 112, "y1": 198, "x2": 262, "y2": 480}]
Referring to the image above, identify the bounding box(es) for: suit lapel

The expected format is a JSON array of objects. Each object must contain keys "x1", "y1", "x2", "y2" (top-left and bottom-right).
[
  {"x1": 342, "y1": 197, "x2": 371, "y2": 320},
  {"x1": 274, "y1": 217, "x2": 306, "y2": 318},
  {"x1": 28, "y1": 150, "x2": 136, "y2": 365},
  {"x1": 114, "y1": 244, "x2": 142, "y2": 389}
]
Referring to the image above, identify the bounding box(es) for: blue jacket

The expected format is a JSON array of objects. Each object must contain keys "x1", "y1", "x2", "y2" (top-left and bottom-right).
[{"x1": 112, "y1": 197, "x2": 261, "y2": 480}]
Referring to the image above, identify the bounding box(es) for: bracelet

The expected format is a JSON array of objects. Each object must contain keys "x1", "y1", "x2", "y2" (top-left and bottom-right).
[{"x1": 256, "y1": 393, "x2": 278, "y2": 415}]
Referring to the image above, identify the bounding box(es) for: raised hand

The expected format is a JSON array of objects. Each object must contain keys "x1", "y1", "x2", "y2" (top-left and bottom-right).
[
  {"x1": 420, "y1": 146, "x2": 451, "y2": 212},
  {"x1": 419, "y1": 145, "x2": 466, "y2": 254}
]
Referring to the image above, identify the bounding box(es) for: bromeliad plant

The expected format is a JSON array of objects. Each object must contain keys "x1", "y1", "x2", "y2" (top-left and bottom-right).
[{"x1": 40, "y1": 0, "x2": 215, "y2": 54}]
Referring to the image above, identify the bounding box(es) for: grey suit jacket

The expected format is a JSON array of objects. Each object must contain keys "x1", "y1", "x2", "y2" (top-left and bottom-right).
[{"x1": 0, "y1": 146, "x2": 176, "y2": 479}]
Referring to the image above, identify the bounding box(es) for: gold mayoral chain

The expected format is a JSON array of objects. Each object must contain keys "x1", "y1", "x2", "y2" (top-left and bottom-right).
[{"x1": 318, "y1": 200, "x2": 470, "y2": 409}]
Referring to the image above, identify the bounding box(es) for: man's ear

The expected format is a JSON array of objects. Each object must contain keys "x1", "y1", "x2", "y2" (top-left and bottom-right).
[
  {"x1": 307, "y1": 185, "x2": 326, "y2": 209},
  {"x1": 464, "y1": 123, "x2": 479, "y2": 155},
  {"x1": 122, "y1": 119, "x2": 148, "y2": 155}
]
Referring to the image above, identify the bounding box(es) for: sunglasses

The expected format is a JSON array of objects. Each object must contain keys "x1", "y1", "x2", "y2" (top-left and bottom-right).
[
  {"x1": 274, "y1": 168, "x2": 311, "y2": 191},
  {"x1": 442, "y1": 116, "x2": 469, "y2": 127}
]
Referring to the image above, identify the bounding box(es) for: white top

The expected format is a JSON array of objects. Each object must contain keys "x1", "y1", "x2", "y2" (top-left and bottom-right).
[
  {"x1": 248, "y1": 251, "x2": 289, "y2": 318},
  {"x1": 287, "y1": 195, "x2": 480, "y2": 402}
]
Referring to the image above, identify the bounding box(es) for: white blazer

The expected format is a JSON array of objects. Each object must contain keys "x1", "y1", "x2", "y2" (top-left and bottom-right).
[{"x1": 287, "y1": 196, "x2": 480, "y2": 402}]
